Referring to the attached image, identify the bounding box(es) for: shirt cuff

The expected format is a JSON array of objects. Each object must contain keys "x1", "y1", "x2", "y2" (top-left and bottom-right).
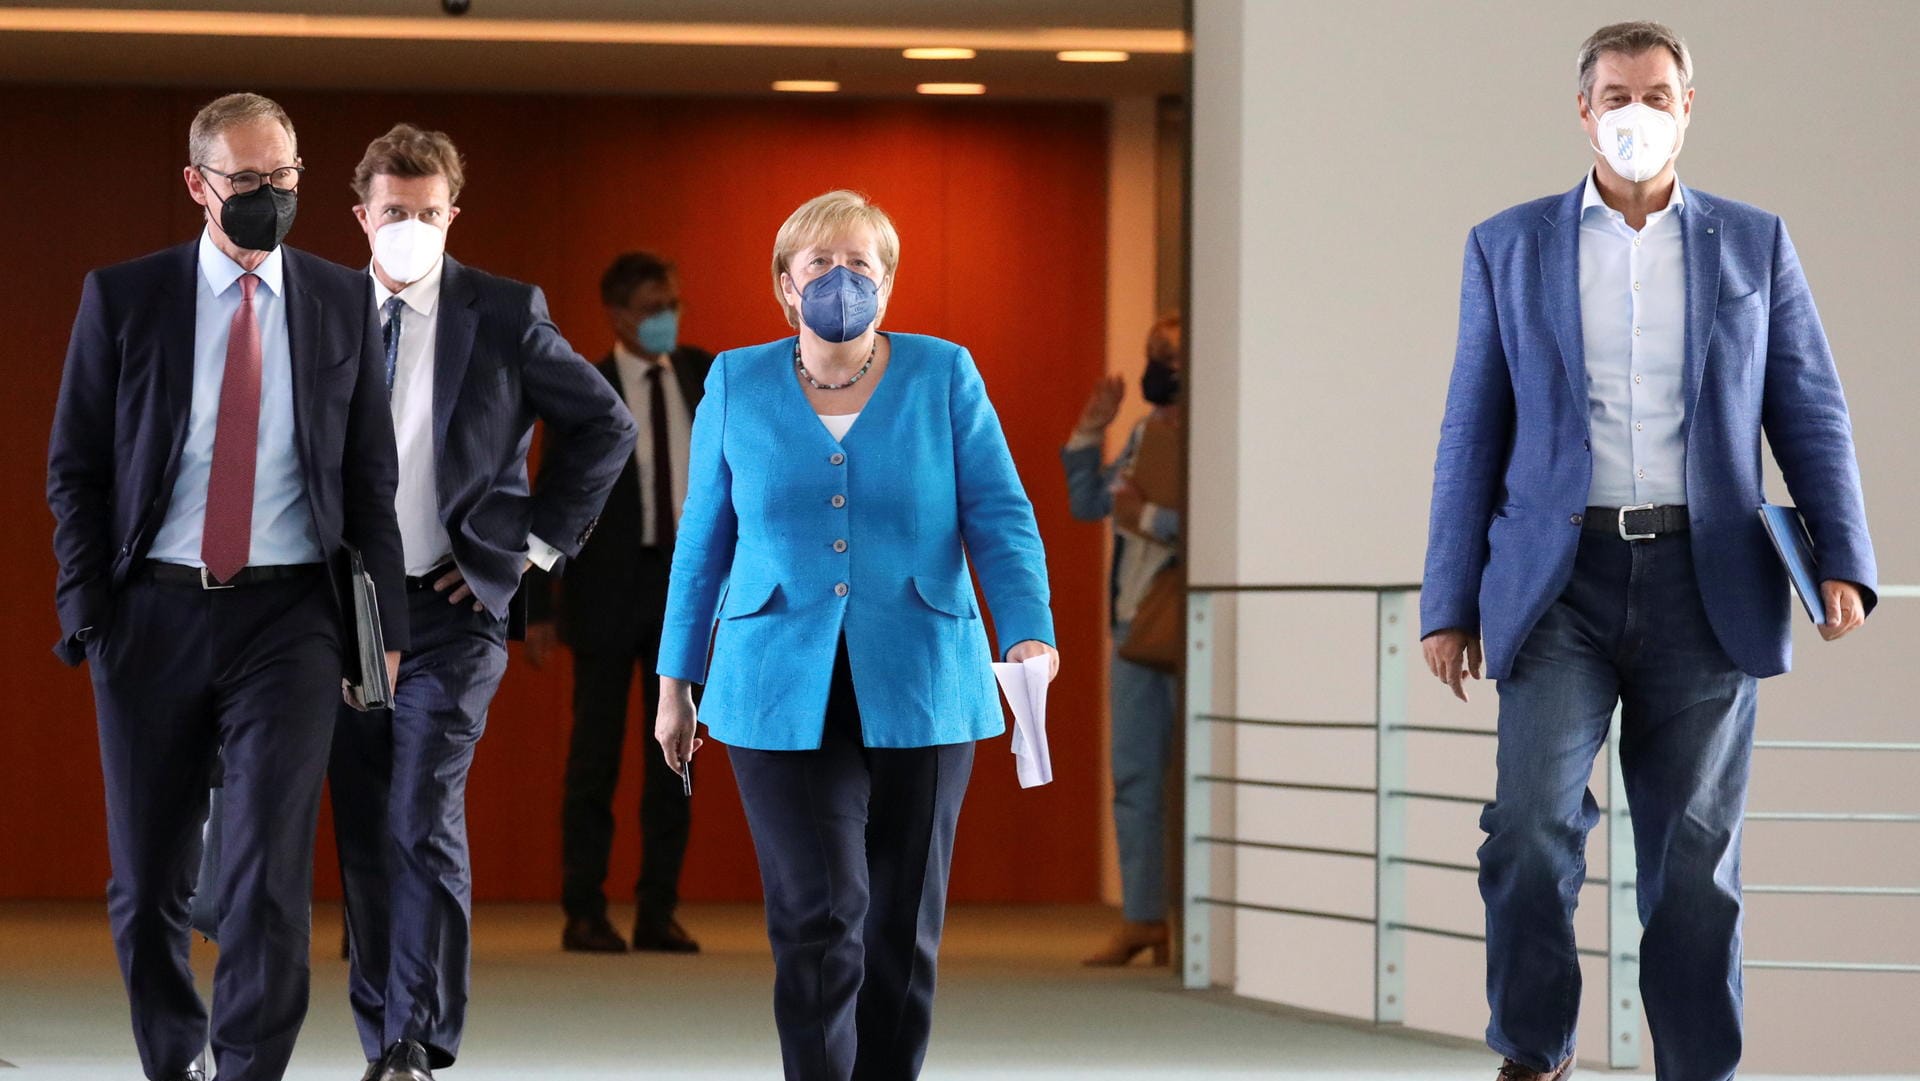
[
  {"x1": 525, "y1": 534, "x2": 563, "y2": 572},
  {"x1": 1064, "y1": 429, "x2": 1102, "y2": 452}
]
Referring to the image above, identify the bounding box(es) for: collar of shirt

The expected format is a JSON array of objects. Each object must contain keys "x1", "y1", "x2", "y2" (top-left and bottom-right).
[
  {"x1": 1581, "y1": 169, "x2": 1685, "y2": 228},
  {"x1": 613, "y1": 340, "x2": 672, "y2": 372},
  {"x1": 197, "y1": 227, "x2": 286, "y2": 298},
  {"x1": 370, "y1": 255, "x2": 446, "y2": 319}
]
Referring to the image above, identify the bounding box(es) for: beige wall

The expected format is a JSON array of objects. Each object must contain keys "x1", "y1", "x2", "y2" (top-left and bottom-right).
[{"x1": 1190, "y1": 0, "x2": 1920, "y2": 1072}]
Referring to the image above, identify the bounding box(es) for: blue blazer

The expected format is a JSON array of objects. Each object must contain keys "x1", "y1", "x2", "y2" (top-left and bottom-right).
[
  {"x1": 1422, "y1": 180, "x2": 1876, "y2": 680},
  {"x1": 47, "y1": 241, "x2": 408, "y2": 664},
  {"x1": 657, "y1": 332, "x2": 1055, "y2": 750},
  {"x1": 429, "y1": 257, "x2": 636, "y2": 630}
]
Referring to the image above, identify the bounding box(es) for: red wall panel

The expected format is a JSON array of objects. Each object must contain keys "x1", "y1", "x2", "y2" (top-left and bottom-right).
[{"x1": 0, "y1": 84, "x2": 1111, "y2": 904}]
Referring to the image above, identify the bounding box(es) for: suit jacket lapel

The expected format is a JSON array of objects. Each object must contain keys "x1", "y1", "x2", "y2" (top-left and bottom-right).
[
  {"x1": 281, "y1": 248, "x2": 325, "y2": 478},
  {"x1": 1538, "y1": 182, "x2": 1588, "y2": 416},
  {"x1": 671, "y1": 347, "x2": 705, "y2": 408},
  {"x1": 1679, "y1": 184, "x2": 1721, "y2": 429},
  {"x1": 161, "y1": 243, "x2": 199, "y2": 475},
  {"x1": 433, "y1": 256, "x2": 480, "y2": 459}
]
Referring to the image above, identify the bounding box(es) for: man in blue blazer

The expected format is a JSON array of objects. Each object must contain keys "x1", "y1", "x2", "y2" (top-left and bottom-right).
[
  {"x1": 327, "y1": 125, "x2": 636, "y2": 1081},
  {"x1": 46, "y1": 93, "x2": 407, "y2": 1081},
  {"x1": 1420, "y1": 23, "x2": 1875, "y2": 1081}
]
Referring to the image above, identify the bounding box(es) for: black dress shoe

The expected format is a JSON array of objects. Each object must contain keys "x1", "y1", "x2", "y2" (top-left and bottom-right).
[
  {"x1": 632, "y1": 916, "x2": 701, "y2": 954},
  {"x1": 562, "y1": 916, "x2": 628, "y2": 953},
  {"x1": 358, "y1": 1059, "x2": 381, "y2": 1081},
  {"x1": 376, "y1": 1039, "x2": 434, "y2": 1081},
  {"x1": 161, "y1": 1072, "x2": 205, "y2": 1081}
]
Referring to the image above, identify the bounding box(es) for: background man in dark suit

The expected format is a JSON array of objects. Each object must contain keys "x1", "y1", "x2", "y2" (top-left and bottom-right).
[
  {"x1": 46, "y1": 92, "x2": 406, "y2": 1081},
  {"x1": 328, "y1": 125, "x2": 635, "y2": 1081},
  {"x1": 525, "y1": 252, "x2": 712, "y2": 954}
]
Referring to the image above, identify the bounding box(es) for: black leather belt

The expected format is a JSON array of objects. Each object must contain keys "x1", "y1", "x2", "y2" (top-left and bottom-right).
[
  {"x1": 141, "y1": 561, "x2": 324, "y2": 590},
  {"x1": 1585, "y1": 504, "x2": 1689, "y2": 540},
  {"x1": 406, "y1": 560, "x2": 456, "y2": 592}
]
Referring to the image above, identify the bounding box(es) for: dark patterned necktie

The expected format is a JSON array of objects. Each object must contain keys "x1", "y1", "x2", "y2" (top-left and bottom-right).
[
  {"x1": 382, "y1": 295, "x2": 406, "y2": 392},
  {"x1": 646, "y1": 363, "x2": 675, "y2": 546}
]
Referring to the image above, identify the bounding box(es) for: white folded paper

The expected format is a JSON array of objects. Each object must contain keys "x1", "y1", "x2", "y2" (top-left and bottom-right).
[{"x1": 991, "y1": 655, "x2": 1054, "y2": 788}]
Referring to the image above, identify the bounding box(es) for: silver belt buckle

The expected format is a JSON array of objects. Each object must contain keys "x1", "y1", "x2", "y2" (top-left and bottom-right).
[
  {"x1": 1618, "y1": 502, "x2": 1658, "y2": 542},
  {"x1": 200, "y1": 567, "x2": 237, "y2": 590}
]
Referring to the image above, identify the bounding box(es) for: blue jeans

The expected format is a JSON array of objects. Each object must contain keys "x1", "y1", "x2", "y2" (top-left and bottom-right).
[
  {"x1": 1481, "y1": 530, "x2": 1756, "y2": 1080},
  {"x1": 1110, "y1": 620, "x2": 1180, "y2": 922}
]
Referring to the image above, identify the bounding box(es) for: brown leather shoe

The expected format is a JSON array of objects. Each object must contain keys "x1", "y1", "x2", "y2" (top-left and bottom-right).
[
  {"x1": 1082, "y1": 920, "x2": 1170, "y2": 966},
  {"x1": 1496, "y1": 1053, "x2": 1575, "y2": 1080},
  {"x1": 562, "y1": 916, "x2": 628, "y2": 953},
  {"x1": 632, "y1": 916, "x2": 700, "y2": 954}
]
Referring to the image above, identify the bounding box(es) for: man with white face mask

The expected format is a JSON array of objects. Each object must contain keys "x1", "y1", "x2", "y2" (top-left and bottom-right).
[
  {"x1": 331, "y1": 123, "x2": 636, "y2": 1081},
  {"x1": 1421, "y1": 21, "x2": 1876, "y2": 1081}
]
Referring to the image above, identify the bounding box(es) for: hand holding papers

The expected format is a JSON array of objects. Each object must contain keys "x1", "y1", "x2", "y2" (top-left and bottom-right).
[{"x1": 992, "y1": 655, "x2": 1054, "y2": 789}]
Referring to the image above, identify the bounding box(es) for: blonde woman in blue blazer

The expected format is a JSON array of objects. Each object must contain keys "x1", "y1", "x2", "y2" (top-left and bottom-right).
[{"x1": 654, "y1": 190, "x2": 1058, "y2": 1081}]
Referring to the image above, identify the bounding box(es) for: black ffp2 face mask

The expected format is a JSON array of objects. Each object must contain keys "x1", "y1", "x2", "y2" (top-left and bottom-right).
[
  {"x1": 1141, "y1": 357, "x2": 1181, "y2": 405},
  {"x1": 205, "y1": 179, "x2": 298, "y2": 253}
]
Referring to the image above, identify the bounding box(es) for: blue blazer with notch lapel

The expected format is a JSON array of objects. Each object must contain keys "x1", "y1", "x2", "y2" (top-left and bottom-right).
[
  {"x1": 429, "y1": 256, "x2": 637, "y2": 634},
  {"x1": 47, "y1": 240, "x2": 408, "y2": 665},
  {"x1": 1421, "y1": 179, "x2": 1877, "y2": 680},
  {"x1": 657, "y1": 332, "x2": 1055, "y2": 750}
]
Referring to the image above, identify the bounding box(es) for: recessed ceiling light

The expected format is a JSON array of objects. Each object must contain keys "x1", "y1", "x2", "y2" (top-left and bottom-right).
[
  {"x1": 903, "y1": 47, "x2": 977, "y2": 60},
  {"x1": 916, "y1": 82, "x2": 987, "y2": 96},
  {"x1": 773, "y1": 80, "x2": 840, "y2": 93},
  {"x1": 1057, "y1": 50, "x2": 1131, "y2": 63}
]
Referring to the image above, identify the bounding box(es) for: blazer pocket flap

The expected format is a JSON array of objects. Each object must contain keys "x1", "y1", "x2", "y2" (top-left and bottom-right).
[
  {"x1": 721, "y1": 579, "x2": 780, "y2": 619},
  {"x1": 1718, "y1": 287, "x2": 1762, "y2": 309},
  {"x1": 910, "y1": 576, "x2": 978, "y2": 619}
]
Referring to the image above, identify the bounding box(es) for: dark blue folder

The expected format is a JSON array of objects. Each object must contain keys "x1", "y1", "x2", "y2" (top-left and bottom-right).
[{"x1": 1759, "y1": 504, "x2": 1826, "y2": 626}]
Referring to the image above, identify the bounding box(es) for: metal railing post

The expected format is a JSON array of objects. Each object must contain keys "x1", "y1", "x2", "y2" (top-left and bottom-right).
[
  {"x1": 1606, "y1": 705, "x2": 1643, "y2": 1068},
  {"x1": 1374, "y1": 590, "x2": 1410, "y2": 1024},
  {"x1": 1183, "y1": 590, "x2": 1215, "y2": 990}
]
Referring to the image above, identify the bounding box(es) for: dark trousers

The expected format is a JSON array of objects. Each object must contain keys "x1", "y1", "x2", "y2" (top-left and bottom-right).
[
  {"x1": 560, "y1": 549, "x2": 689, "y2": 925},
  {"x1": 728, "y1": 639, "x2": 974, "y2": 1081},
  {"x1": 90, "y1": 570, "x2": 340, "y2": 1081},
  {"x1": 1482, "y1": 530, "x2": 1756, "y2": 1080},
  {"x1": 330, "y1": 587, "x2": 509, "y2": 1068}
]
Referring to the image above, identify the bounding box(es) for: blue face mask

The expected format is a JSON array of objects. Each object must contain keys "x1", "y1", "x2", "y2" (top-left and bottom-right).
[
  {"x1": 633, "y1": 308, "x2": 679, "y2": 356},
  {"x1": 797, "y1": 265, "x2": 880, "y2": 343}
]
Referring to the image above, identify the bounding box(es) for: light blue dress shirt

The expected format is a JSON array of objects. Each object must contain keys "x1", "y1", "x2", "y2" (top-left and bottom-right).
[
  {"x1": 148, "y1": 230, "x2": 321, "y2": 567},
  {"x1": 1580, "y1": 170, "x2": 1688, "y2": 507}
]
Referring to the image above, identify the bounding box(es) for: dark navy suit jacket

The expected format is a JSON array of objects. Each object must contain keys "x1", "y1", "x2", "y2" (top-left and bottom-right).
[
  {"x1": 524, "y1": 348, "x2": 710, "y2": 652},
  {"x1": 1422, "y1": 180, "x2": 1876, "y2": 680},
  {"x1": 47, "y1": 241, "x2": 407, "y2": 666},
  {"x1": 430, "y1": 257, "x2": 636, "y2": 634}
]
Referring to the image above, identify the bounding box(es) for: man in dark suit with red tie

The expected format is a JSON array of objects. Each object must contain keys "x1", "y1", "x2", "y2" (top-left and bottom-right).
[
  {"x1": 328, "y1": 125, "x2": 636, "y2": 1081},
  {"x1": 525, "y1": 252, "x2": 712, "y2": 955},
  {"x1": 46, "y1": 92, "x2": 406, "y2": 1081}
]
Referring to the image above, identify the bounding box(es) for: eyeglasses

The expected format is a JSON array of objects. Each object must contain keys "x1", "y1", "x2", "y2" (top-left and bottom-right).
[{"x1": 197, "y1": 164, "x2": 303, "y2": 195}]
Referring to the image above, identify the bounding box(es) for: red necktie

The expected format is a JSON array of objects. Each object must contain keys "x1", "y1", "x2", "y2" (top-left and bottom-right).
[
  {"x1": 201, "y1": 273, "x2": 262, "y2": 584},
  {"x1": 646, "y1": 363, "x2": 675, "y2": 547}
]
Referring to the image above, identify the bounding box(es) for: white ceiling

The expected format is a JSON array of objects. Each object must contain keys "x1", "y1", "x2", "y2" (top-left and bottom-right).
[{"x1": 0, "y1": 1, "x2": 1189, "y2": 100}]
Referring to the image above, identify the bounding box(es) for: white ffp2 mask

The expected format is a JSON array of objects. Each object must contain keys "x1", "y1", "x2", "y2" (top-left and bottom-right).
[
  {"x1": 1589, "y1": 102, "x2": 1680, "y2": 184},
  {"x1": 373, "y1": 218, "x2": 446, "y2": 285}
]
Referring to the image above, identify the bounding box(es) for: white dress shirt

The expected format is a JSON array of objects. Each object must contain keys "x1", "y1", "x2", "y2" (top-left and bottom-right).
[
  {"x1": 614, "y1": 342, "x2": 692, "y2": 547},
  {"x1": 150, "y1": 230, "x2": 321, "y2": 567},
  {"x1": 1580, "y1": 170, "x2": 1688, "y2": 507},
  {"x1": 376, "y1": 258, "x2": 560, "y2": 575}
]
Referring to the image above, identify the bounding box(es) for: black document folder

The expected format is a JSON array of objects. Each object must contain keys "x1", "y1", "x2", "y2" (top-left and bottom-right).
[
  {"x1": 1759, "y1": 504, "x2": 1826, "y2": 627},
  {"x1": 334, "y1": 546, "x2": 392, "y2": 708}
]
